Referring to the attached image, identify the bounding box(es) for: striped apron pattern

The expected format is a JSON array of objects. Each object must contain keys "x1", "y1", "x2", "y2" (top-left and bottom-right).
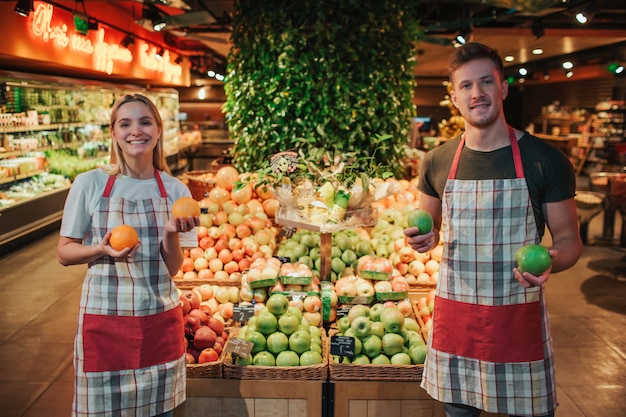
[
  {"x1": 73, "y1": 171, "x2": 186, "y2": 417},
  {"x1": 421, "y1": 127, "x2": 557, "y2": 416}
]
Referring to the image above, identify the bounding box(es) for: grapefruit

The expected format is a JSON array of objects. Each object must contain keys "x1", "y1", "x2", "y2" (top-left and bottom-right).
[
  {"x1": 109, "y1": 224, "x2": 138, "y2": 250},
  {"x1": 172, "y1": 197, "x2": 201, "y2": 218},
  {"x1": 515, "y1": 244, "x2": 552, "y2": 275},
  {"x1": 407, "y1": 209, "x2": 433, "y2": 234}
]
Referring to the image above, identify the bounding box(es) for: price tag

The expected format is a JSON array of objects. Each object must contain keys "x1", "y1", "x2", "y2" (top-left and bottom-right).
[
  {"x1": 274, "y1": 255, "x2": 291, "y2": 264},
  {"x1": 336, "y1": 307, "x2": 351, "y2": 319},
  {"x1": 330, "y1": 335, "x2": 356, "y2": 357},
  {"x1": 233, "y1": 304, "x2": 255, "y2": 323},
  {"x1": 224, "y1": 338, "x2": 254, "y2": 359}
]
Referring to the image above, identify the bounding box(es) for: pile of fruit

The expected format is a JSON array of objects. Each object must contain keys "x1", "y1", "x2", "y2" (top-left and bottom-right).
[
  {"x1": 332, "y1": 303, "x2": 427, "y2": 365},
  {"x1": 234, "y1": 294, "x2": 325, "y2": 367}
]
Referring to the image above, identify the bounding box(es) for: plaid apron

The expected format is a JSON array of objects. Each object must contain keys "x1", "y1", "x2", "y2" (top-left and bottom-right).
[
  {"x1": 421, "y1": 127, "x2": 557, "y2": 416},
  {"x1": 73, "y1": 171, "x2": 186, "y2": 417}
]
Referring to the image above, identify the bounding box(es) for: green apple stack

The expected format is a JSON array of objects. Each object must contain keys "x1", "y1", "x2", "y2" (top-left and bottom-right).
[
  {"x1": 333, "y1": 303, "x2": 427, "y2": 365},
  {"x1": 235, "y1": 293, "x2": 324, "y2": 366}
]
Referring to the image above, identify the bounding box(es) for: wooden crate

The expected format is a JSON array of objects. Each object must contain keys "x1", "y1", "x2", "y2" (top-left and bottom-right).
[
  {"x1": 181, "y1": 378, "x2": 324, "y2": 417},
  {"x1": 331, "y1": 381, "x2": 445, "y2": 417}
]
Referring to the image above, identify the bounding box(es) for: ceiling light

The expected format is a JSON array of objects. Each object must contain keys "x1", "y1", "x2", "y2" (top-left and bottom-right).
[
  {"x1": 174, "y1": 55, "x2": 183, "y2": 64},
  {"x1": 562, "y1": 61, "x2": 574, "y2": 70},
  {"x1": 543, "y1": 69, "x2": 550, "y2": 80},
  {"x1": 153, "y1": 20, "x2": 167, "y2": 32},
  {"x1": 532, "y1": 49, "x2": 544, "y2": 55},
  {"x1": 156, "y1": 47, "x2": 165, "y2": 60},
  {"x1": 13, "y1": 0, "x2": 33, "y2": 17},
  {"x1": 504, "y1": 55, "x2": 515, "y2": 62},
  {"x1": 519, "y1": 67, "x2": 528, "y2": 76},
  {"x1": 455, "y1": 28, "x2": 472, "y2": 46},
  {"x1": 565, "y1": 70, "x2": 574, "y2": 78},
  {"x1": 120, "y1": 35, "x2": 135, "y2": 48},
  {"x1": 608, "y1": 62, "x2": 625, "y2": 74},
  {"x1": 575, "y1": 1, "x2": 596, "y2": 24},
  {"x1": 531, "y1": 20, "x2": 545, "y2": 39}
]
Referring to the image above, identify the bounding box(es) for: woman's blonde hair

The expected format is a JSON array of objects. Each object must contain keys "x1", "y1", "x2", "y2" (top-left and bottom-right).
[{"x1": 103, "y1": 93, "x2": 171, "y2": 175}]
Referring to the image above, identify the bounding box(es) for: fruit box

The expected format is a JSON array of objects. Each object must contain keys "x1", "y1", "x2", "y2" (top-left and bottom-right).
[
  {"x1": 248, "y1": 277, "x2": 279, "y2": 289},
  {"x1": 186, "y1": 350, "x2": 225, "y2": 379},
  {"x1": 358, "y1": 270, "x2": 391, "y2": 281},
  {"x1": 280, "y1": 275, "x2": 313, "y2": 285},
  {"x1": 375, "y1": 290, "x2": 409, "y2": 301},
  {"x1": 222, "y1": 333, "x2": 329, "y2": 381},
  {"x1": 327, "y1": 329, "x2": 423, "y2": 382},
  {"x1": 337, "y1": 295, "x2": 376, "y2": 305}
]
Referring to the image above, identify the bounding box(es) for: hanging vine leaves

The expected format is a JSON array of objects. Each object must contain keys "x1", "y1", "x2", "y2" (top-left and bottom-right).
[{"x1": 224, "y1": 0, "x2": 419, "y2": 178}]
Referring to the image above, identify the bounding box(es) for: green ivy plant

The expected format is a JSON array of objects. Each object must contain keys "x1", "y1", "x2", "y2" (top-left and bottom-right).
[{"x1": 224, "y1": 0, "x2": 419, "y2": 178}]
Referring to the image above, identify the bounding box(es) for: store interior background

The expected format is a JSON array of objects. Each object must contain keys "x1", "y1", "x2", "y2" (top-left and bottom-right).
[{"x1": 1, "y1": 1, "x2": 626, "y2": 417}]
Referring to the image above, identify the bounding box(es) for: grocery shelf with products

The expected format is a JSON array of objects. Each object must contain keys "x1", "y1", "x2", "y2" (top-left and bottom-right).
[{"x1": 0, "y1": 73, "x2": 186, "y2": 254}]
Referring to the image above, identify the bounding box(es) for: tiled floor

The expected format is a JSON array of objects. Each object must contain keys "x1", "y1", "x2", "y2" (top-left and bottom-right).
[{"x1": 1, "y1": 196, "x2": 625, "y2": 417}]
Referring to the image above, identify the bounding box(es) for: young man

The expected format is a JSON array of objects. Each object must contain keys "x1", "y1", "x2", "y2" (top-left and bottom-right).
[{"x1": 404, "y1": 42, "x2": 582, "y2": 417}]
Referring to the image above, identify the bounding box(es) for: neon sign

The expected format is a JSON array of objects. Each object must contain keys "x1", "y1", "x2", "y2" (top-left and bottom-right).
[{"x1": 29, "y1": 3, "x2": 182, "y2": 81}]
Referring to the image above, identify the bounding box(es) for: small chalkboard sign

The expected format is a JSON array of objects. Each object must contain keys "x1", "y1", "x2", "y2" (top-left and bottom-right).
[
  {"x1": 330, "y1": 335, "x2": 356, "y2": 357},
  {"x1": 274, "y1": 255, "x2": 291, "y2": 264},
  {"x1": 224, "y1": 338, "x2": 254, "y2": 358},
  {"x1": 336, "y1": 307, "x2": 351, "y2": 319},
  {"x1": 233, "y1": 304, "x2": 255, "y2": 323}
]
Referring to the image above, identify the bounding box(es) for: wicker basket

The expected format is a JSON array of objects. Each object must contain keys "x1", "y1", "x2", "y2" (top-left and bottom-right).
[
  {"x1": 222, "y1": 333, "x2": 329, "y2": 380},
  {"x1": 183, "y1": 170, "x2": 216, "y2": 200},
  {"x1": 174, "y1": 277, "x2": 242, "y2": 290},
  {"x1": 327, "y1": 328, "x2": 423, "y2": 381},
  {"x1": 186, "y1": 352, "x2": 224, "y2": 379},
  {"x1": 411, "y1": 300, "x2": 431, "y2": 342}
]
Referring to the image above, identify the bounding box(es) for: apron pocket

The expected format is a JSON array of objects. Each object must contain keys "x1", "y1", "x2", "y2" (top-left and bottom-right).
[
  {"x1": 83, "y1": 307, "x2": 185, "y2": 372},
  {"x1": 432, "y1": 296, "x2": 544, "y2": 362}
]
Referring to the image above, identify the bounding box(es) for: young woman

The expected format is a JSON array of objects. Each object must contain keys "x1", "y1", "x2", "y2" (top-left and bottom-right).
[{"x1": 57, "y1": 93, "x2": 199, "y2": 417}]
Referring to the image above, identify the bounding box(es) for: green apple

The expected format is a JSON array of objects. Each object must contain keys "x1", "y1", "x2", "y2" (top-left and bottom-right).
[
  {"x1": 266, "y1": 332, "x2": 289, "y2": 354},
  {"x1": 309, "y1": 326, "x2": 322, "y2": 339},
  {"x1": 266, "y1": 293, "x2": 290, "y2": 316},
  {"x1": 406, "y1": 331, "x2": 425, "y2": 348},
  {"x1": 276, "y1": 350, "x2": 300, "y2": 366},
  {"x1": 289, "y1": 329, "x2": 312, "y2": 354},
  {"x1": 235, "y1": 354, "x2": 253, "y2": 365},
  {"x1": 256, "y1": 311, "x2": 278, "y2": 335},
  {"x1": 337, "y1": 316, "x2": 351, "y2": 334},
  {"x1": 409, "y1": 344, "x2": 427, "y2": 364},
  {"x1": 371, "y1": 354, "x2": 391, "y2": 365},
  {"x1": 253, "y1": 351, "x2": 276, "y2": 366},
  {"x1": 284, "y1": 305, "x2": 303, "y2": 322},
  {"x1": 369, "y1": 303, "x2": 385, "y2": 322},
  {"x1": 300, "y1": 350, "x2": 323, "y2": 366},
  {"x1": 310, "y1": 343, "x2": 322, "y2": 355},
  {"x1": 362, "y1": 334, "x2": 383, "y2": 358},
  {"x1": 347, "y1": 304, "x2": 371, "y2": 324},
  {"x1": 390, "y1": 352, "x2": 412, "y2": 365},
  {"x1": 278, "y1": 313, "x2": 300, "y2": 335},
  {"x1": 381, "y1": 306, "x2": 405, "y2": 334},
  {"x1": 351, "y1": 354, "x2": 371, "y2": 365},
  {"x1": 404, "y1": 317, "x2": 420, "y2": 333},
  {"x1": 310, "y1": 335, "x2": 322, "y2": 347},
  {"x1": 244, "y1": 330, "x2": 267, "y2": 354},
  {"x1": 350, "y1": 316, "x2": 372, "y2": 339},
  {"x1": 370, "y1": 321, "x2": 385, "y2": 339},
  {"x1": 343, "y1": 333, "x2": 362, "y2": 355},
  {"x1": 382, "y1": 333, "x2": 405, "y2": 356}
]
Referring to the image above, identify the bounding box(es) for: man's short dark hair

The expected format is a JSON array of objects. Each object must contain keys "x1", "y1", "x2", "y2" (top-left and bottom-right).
[{"x1": 448, "y1": 42, "x2": 504, "y2": 80}]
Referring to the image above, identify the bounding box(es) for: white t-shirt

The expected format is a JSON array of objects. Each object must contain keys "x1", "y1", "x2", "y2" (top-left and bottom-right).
[{"x1": 60, "y1": 168, "x2": 197, "y2": 247}]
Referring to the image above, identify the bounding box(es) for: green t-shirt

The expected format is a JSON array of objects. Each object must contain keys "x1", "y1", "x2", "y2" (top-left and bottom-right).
[{"x1": 417, "y1": 133, "x2": 576, "y2": 238}]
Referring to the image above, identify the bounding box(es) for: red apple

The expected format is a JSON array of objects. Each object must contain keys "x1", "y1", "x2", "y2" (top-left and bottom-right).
[
  {"x1": 180, "y1": 290, "x2": 201, "y2": 310},
  {"x1": 185, "y1": 352, "x2": 196, "y2": 364},
  {"x1": 184, "y1": 315, "x2": 201, "y2": 337},
  {"x1": 198, "y1": 347, "x2": 219, "y2": 364},
  {"x1": 193, "y1": 326, "x2": 217, "y2": 350},
  {"x1": 180, "y1": 296, "x2": 192, "y2": 315},
  {"x1": 207, "y1": 316, "x2": 225, "y2": 335},
  {"x1": 188, "y1": 308, "x2": 209, "y2": 326}
]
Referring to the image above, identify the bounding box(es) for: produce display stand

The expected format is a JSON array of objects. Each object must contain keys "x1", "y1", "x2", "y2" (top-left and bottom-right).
[
  {"x1": 183, "y1": 378, "x2": 325, "y2": 417},
  {"x1": 330, "y1": 381, "x2": 444, "y2": 417}
]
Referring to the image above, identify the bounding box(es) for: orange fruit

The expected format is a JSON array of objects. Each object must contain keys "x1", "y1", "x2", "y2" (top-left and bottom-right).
[
  {"x1": 407, "y1": 209, "x2": 433, "y2": 234},
  {"x1": 515, "y1": 244, "x2": 552, "y2": 275},
  {"x1": 109, "y1": 224, "x2": 139, "y2": 251},
  {"x1": 172, "y1": 197, "x2": 201, "y2": 218}
]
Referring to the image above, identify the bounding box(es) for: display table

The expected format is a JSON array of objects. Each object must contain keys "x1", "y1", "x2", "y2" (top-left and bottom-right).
[{"x1": 534, "y1": 133, "x2": 577, "y2": 154}]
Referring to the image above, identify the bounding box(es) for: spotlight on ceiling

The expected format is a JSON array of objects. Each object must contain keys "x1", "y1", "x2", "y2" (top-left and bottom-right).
[
  {"x1": 455, "y1": 28, "x2": 472, "y2": 45},
  {"x1": 174, "y1": 55, "x2": 183, "y2": 65},
  {"x1": 120, "y1": 35, "x2": 135, "y2": 48},
  {"x1": 153, "y1": 20, "x2": 167, "y2": 32},
  {"x1": 608, "y1": 62, "x2": 625, "y2": 74},
  {"x1": 531, "y1": 20, "x2": 545, "y2": 39},
  {"x1": 156, "y1": 47, "x2": 165, "y2": 60},
  {"x1": 13, "y1": 0, "x2": 33, "y2": 17},
  {"x1": 574, "y1": 1, "x2": 597, "y2": 24}
]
